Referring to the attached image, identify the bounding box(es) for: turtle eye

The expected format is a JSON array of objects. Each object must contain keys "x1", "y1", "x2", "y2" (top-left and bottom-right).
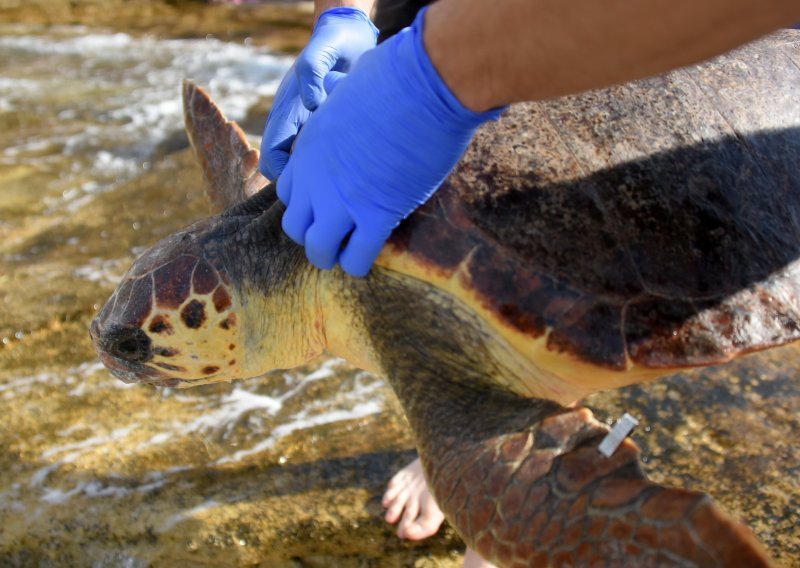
[{"x1": 103, "y1": 327, "x2": 153, "y2": 363}]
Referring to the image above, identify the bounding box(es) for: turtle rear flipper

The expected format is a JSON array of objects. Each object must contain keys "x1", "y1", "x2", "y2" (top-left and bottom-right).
[
  {"x1": 418, "y1": 406, "x2": 774, "y2": 567},
  {"x1": 182, "y1": 80, "x2": 272, "y2": 213}
]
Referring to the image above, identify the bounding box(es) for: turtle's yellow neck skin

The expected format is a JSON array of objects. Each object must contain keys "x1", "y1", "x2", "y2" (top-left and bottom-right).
[
  {"x1": 319, "y1": 272, "x2": 384, "y2": 375},
  {"x1": 235, "y1": 264, "x2": 383, "y2": 379},
  {"x1": 235, "y1": 265, "x2": 325, "y2": 377}
]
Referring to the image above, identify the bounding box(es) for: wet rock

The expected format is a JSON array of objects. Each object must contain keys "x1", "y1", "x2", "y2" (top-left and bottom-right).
[
  {"x1": 0, "y1": 0, "x2": 314, "y2": 53},
  {"x1": 0, "y1": 5, "x2": 797, "y2": 565}
]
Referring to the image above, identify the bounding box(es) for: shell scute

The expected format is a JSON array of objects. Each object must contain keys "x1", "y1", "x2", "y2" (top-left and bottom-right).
[{"x1": 547, "y1": 302, "x2": 626, "y2": 370}]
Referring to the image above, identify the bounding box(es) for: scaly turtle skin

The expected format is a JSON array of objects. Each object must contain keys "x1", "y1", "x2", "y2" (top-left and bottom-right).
[{"x1": 90, "y1": 30, "x2": 800, "y2": 567}]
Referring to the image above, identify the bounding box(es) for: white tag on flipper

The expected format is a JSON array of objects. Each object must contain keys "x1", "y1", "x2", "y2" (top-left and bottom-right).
[{"x1": 598, "y1": 413, "x2": 639, "y2": 458}]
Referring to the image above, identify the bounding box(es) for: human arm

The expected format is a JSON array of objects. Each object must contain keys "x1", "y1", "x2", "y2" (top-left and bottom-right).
[
  {"x1": 276, "y1": 0, "x2": 800, "y2": 277},
  {"x1": 258, "y1": 0, "x2": 376, "y2": 180},
  {"x1": 425, "y1": 0, "x2": 799, "y2": 111}
]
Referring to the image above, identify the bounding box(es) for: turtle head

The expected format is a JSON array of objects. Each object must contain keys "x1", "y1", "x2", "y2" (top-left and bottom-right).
[
  {"x1": 91, "y1": 191, "x2": 330, "y2": 388},
  {"x1": 90, "y1": 220, "x2": 246, "y2": 388},
  {"x1": 92, "y1": 81, "x2": 337, "y2": 388}
]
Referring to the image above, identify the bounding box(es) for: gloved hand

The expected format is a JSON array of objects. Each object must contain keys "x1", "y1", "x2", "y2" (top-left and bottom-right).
[
  {"x1": 277, "y1": 7, "x2": 504, "y2": 277},
  {"x1": 259, "y1": 7, "x2": 378, "y2": 181}
]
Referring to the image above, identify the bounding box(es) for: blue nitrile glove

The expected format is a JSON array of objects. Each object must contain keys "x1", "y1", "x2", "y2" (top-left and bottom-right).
[
  {"x1": 277, "y1": 7, "x2": 504, "y2": 277},
  {"x1": 259, "y1": 7, "x2": 378, "y2": 181}
]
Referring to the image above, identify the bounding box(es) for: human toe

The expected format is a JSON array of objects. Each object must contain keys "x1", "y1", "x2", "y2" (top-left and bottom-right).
[
  {"x1": 400, "y1": 506, "x2": 445, "y2": 541},
  {"x1": 383, "y1": 475, "x2": 410, "y2": 506},
  {"x1": 383, "y1": 486, "x2": 411, "y2": 524},
  {"x1": 396, "y1": 498, "x2": 421, "y2": 539}
]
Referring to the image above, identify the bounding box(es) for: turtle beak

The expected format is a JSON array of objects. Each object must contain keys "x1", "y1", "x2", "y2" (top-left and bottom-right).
[
  {"x1": 90, "y1": 317, "x2": 163, "y2": 384},
  {"x1": 96, "y1": 350, "x2": 153, "y2": 384},
  {"x1": 90, "y1": 318, "x2": 186, "y2": 387}
]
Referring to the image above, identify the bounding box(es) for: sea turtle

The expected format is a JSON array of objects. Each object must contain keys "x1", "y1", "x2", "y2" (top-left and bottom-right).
[{"x1": 90, "y1": 30, "x2": 800, "y2": 567}]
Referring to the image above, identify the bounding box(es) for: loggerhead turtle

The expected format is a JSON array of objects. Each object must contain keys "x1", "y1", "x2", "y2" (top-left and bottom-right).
[{"x1": 90, "y1": 30, "x2": 800, "y2": 567}]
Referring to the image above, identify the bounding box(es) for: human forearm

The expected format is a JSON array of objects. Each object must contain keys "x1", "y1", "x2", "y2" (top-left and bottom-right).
[
  {"x1": 314, "y1": 0, "x2": 375, "y2": 22},
  {"x1": 425, "y1": 0, "x2": 799, "y2": 111}
]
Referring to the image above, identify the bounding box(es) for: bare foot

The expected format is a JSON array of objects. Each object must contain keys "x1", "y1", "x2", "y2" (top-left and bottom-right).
[
  {"x1": 464, "y1": 548, "x2": 497, "y2": 568},
  {"x1": 382, "y1": 457, "x2": 445, "y2": 540},
  {"x1": 382, "y1": 458, "x2": 498, "y2": 568}
]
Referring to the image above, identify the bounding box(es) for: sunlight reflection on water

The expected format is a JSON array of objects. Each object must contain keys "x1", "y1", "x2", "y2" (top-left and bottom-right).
[{"x1": 0, "y1": 25, "x2": 292, "y2": 215}]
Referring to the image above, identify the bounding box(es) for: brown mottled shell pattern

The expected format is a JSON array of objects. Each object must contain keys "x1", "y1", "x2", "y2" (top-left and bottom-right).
[{"x1": 387, "y1": 29, "x2": 800, "y2": 374}]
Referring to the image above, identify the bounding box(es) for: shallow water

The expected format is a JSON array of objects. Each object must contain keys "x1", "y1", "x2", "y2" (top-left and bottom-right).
[
  {"x1": 0, "y1": 23, "x2": 291, "y2": 225},
  {"x1": 0, "y1": 18, "x2": 798, "y2": 568}
]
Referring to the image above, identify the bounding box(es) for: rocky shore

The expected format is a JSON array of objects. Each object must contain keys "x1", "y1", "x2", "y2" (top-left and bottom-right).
[
  {"x1": 0, "y1": 3, "x2": 797, "y2": 565},
  {"x1": 0, "y1": 0, "x2": 315, "y2": 52}
]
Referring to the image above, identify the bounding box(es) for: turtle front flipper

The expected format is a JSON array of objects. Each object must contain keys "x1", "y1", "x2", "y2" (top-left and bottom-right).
[
  {"x1": 357, "y1": 271, "x2": 777, "y2": 567},
  {"x1": 415, "y1": 401, "x2": 774, "y2": 567},
  {"x1": 182, "y1": 80, "x2": 273, "y2": 213}
]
